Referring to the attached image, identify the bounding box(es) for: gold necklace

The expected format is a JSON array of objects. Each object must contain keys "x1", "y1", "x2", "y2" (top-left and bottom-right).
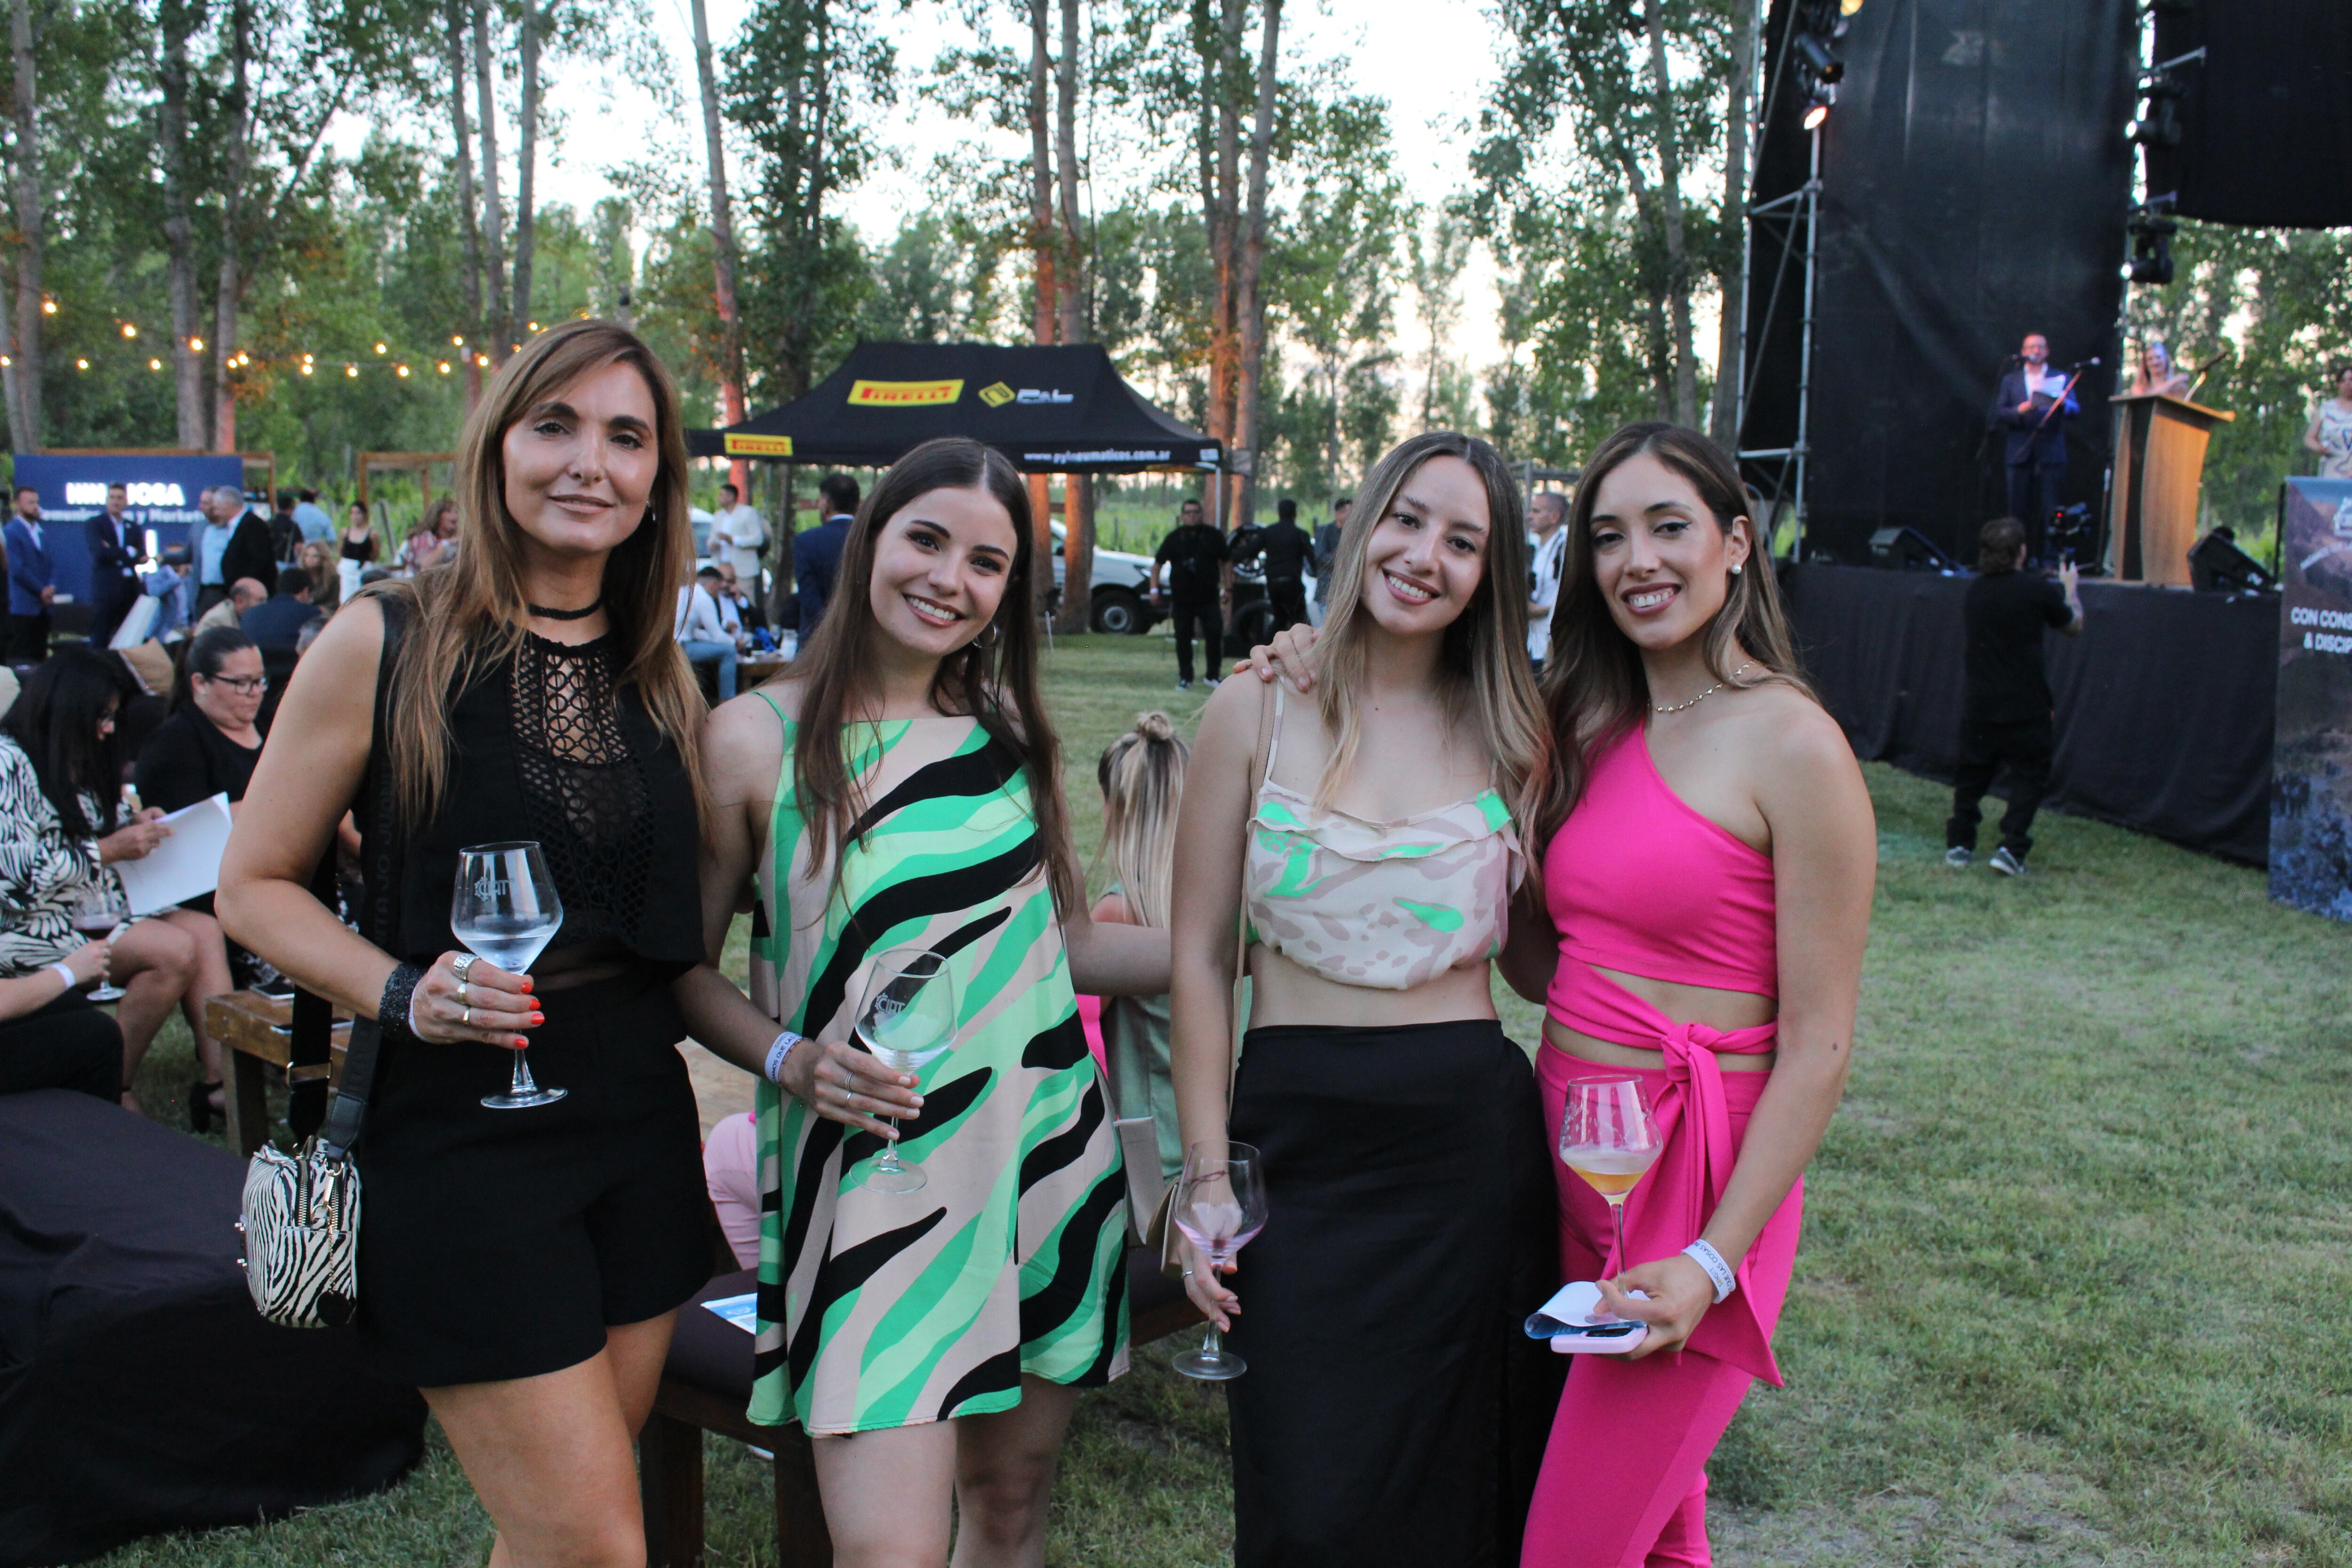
[{"x1": 1653, "y1": 661, "x2": 1756, "y2": 715}]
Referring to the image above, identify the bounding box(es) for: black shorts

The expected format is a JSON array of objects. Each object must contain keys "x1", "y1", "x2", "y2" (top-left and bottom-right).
[{"x1": 353, "y1": 966, "x2": 711, "y2": 1388}]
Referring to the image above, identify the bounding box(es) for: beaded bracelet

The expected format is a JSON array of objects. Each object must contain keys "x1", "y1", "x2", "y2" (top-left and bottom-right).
[
  {"x1": 1682, "y1": 1239, "x2": 1737, "y2": 1304},
  {"x1": 764, "y1": 1030, "x2": 806, "y2": 1085},
  {"x1": 380, "y1": 962, "x2": 425, "y2": 1043}
]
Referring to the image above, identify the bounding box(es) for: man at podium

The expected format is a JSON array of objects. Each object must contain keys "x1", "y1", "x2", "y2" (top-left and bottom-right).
[{"x1": 1988, "y1": 332, "x2": 2078, "y2": 542}]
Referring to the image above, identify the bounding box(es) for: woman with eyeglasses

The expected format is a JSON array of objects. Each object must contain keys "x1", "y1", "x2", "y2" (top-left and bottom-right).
[
  {"x1": 135, "y1": 627, "x2": 267, "y2": 828},
  {"x1": 0, "y1": 646, "x2": 232, "y2": 1118}
]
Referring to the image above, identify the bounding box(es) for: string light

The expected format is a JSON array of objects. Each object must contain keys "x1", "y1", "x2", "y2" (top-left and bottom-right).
[
  {"x1": 74, "y1": 357, "x2": 87, "y2": 370},
  {"x1": 120, "y1": 322, "x2": 137, "y2": 339},
  {"x1": 345, "y1": 364, "x2": 358, "y2": 377},
  {"x1": 476, "y1": 353, "x2": 489, "y2": 367},
  {"x1": 452, "y1": 334, "x2": 465, "y2": 346},
  {"x1": 40, "y1": 298, "x2": 55, "y2": 315},
  {"x1": 437, "y1": 361, "x2": 451, "y2": 374},
  {"x1": 299, "y1": 363, "x2": 313, "y2": 376},
  {"x1": 148, "y1": 358, "x2": 161, "y2": 370},
  {"x1": 189, "y1": 336, "x2": 203, "y2": 352},
  {"x1": 1, "y1": 355, "x2": 12, "y2": 366},
  {"x1": 396, "y1": 364, "x2": 410, "y2": 377},
  {"x1": 526, "y1": 320, "x2": 540, "y2": 332},
  {"x1": 373, "y1": 342, "x2": 387, "y2": 355}
]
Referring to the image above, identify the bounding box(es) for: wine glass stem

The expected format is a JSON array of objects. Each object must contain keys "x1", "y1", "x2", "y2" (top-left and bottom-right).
[
  {"x1": 879, "y1": 1114, "x2": 900, "y2": 1169},
  {"x1": 1608, "y1": 1197, "x2": 1627, "y2": 1277},
  {"x1": 511, "y1": 1049, "x2": 537, "y2": 1096}
]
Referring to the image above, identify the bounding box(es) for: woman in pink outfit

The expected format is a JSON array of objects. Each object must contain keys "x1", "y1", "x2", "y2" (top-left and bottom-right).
[{"x1": 1499, "y1": 422, "x2": 1875, "y2": 1567}]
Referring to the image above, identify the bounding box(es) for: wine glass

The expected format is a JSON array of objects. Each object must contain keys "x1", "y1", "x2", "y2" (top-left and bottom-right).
[
  {"x1": 1559, "y1": 1075, "x2": 1663, "y2": 1287},
  {"x1": 854, "y1": 948, "x2": 959, "y2": 1193},
  {"x1": 451, "y1": 841, "x2": 566, "y2": 1110},
  {"x1": 1172, "y1": 1140, "x2": 1269, "y2": 1381},
  {"x1": 69, "y1": 883, "x2": 127, "y2": 1003}
]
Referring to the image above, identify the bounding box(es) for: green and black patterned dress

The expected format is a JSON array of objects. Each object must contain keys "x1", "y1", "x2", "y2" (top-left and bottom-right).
[{"x1": 746, "y1": 699, "x2": 1128, "y2": 1433}]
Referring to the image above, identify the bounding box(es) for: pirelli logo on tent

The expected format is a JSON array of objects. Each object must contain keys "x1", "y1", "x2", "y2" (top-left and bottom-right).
[
  {"x1": 723, "y1": 433, "x2": 794, "y2": 456},
  {"x1": 848, "y1": 378, "x2": 964, "y2": 407}
]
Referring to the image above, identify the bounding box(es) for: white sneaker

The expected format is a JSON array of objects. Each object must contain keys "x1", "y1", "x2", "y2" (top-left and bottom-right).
[
  {"x1": 1943, "y1": 846, "x2": 1971, "y2": 868},
  {"x1": 1205, "y1": 676, "x2": 1222, "y2": 689},
  {"x1": 1989, "y1": 846, "x2": 2026, "y2": 876},
  {"x1": 1176, "y1": 678, "x2": 1193, "y2": 691}
]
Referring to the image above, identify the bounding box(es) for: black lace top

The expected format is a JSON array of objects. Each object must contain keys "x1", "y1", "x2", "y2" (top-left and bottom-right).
[{"x1": 379, "y1": 629, "x2": 702, "y2": 976}]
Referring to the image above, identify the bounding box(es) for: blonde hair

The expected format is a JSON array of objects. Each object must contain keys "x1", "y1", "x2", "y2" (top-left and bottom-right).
[
  {"x1": 370, "y1": 318, "x2": 705, "y2": 830},
  {"x1": 1094, "y1": 711, "x2": 1188, "y2": 927},
  {"x1": 1309, "y1": 431, "x2": 1550, "y2": 834}
]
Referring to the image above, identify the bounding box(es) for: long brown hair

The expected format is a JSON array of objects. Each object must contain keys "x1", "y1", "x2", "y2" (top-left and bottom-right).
[
  {"x1": 1310, "y1": 430, "x2": 1549, "y2": 832},
  {"x1": 370, "y1": 318, "x2": 704, "y2": 829},
  {"x1": 1536, "y1": 421, "x2": 1812, "y2": 843},
  {"x1": 787, "y1": 436, "x2": 1080, "y2": 915}
]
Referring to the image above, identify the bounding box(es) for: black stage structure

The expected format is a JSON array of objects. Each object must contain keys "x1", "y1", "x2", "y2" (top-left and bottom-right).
[
  {"x1": 1783, "y1": 565, "x2": 2274, "y2": 863},
  {"x1": 1739, "y1": 0, "x2": 2139, "y2": 564}
]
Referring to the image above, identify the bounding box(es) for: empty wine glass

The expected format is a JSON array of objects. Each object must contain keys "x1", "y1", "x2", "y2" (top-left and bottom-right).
[
  {"x1": 854, "y1": 948, "x2": 959, "y2": 1193},
  {"x1": 1172, "y1": 1140, "x2": 1269, "y2": 1381},
  {"x1": 1558, "y1": 1075, "x2": 1663, "y2": 1282},
  {"x1": 69, "y1": 883, "x2": 127, "y2": 1003},
  {"x1": 451, "y1": 841, "x2": 565, "y2": 1110}
]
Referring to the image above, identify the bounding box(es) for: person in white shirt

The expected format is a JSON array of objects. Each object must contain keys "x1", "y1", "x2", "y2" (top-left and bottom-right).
[
  {"x1": 707, "y1": 482, "x2": 768, "y2": 593},
  {"x1": 1526, "y1": 489, "x2": 1568, "y2": 666},
  {"x1": 674, "y1": 564, "x2": 742, "y2": 700}
]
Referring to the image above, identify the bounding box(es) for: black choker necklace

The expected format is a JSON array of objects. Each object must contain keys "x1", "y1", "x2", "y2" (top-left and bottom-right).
[{"x1": 527, "y1": 599, "x2": 602, "y2": 621}]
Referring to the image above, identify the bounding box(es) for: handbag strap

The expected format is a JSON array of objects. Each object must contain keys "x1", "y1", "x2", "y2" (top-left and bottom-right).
[{"x1": 317, "y1": 594, "x2": 409, "y2": 1161}]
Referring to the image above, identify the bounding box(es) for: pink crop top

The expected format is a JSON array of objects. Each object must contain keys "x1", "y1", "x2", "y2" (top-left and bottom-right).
[{"x1": 1542, "y1": 722, "x2": 1777, "y2": 1032}]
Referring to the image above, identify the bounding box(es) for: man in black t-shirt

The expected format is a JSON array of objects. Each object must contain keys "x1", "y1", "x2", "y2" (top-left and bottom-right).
[
  {"x1": 1240, "y1": 498, "x2": 1312, "y2": 634},
  {"x1": 1152, "y1": 498, "x2": 1229, "y2": 689},
  {"x1": 1945, "y1": 516, "x2": 2083, "y2": 875}
]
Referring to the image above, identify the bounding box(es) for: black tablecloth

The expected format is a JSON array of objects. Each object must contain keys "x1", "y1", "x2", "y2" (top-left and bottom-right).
[
  {"x1": 0, "y1": 1091, "x2": 426, "y2": 1567},
  {"x1": 1783, "y1": 564, "x2": 2276, "y2": 863}
]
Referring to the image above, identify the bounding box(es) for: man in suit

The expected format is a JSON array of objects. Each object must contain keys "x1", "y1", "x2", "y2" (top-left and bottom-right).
[
  {"x1": 242, "y1": 565, "x2": 323, "y2": 726},
  {"x1": 267, "y1": 489, "x2": 304, "y2": 565},
  {"x1": 1987, "y1": 332, "x2": 2079, "y2": 549},
  {"x1": 217, "y1": 486, "x2": 278, "y2": 595},
  {"x1": 792, "y1": 471, "x2": 859, "y2": 641},
  {"x1": 4, "y1": 486, "x2": 55, "y2": 664},
  {"x1": 86, "y1": 481, "x2": 145, "y2": 648}
]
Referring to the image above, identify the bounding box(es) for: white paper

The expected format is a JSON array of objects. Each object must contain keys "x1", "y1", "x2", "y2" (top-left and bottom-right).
[
  {"x1": 110, "y1": 792, "x2": 233, "y2": 914},
  {"x1": 702, "y1": 1292, "x2": 759, "y2": 1334},
  {"x1": 1533, "y1": 1280, "x2": 1650, "y2": 1356}
]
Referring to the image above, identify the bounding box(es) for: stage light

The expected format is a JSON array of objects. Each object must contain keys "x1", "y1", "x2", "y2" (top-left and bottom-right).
[
  {"x1": 1804, "y1": 88, "x2": 1834, "y2": 131},
  {"x1": 120, "y1": 322, "x2": 136, "y2": 339},
  {"x1": 1794, "y1": 32, "x2": 1843, "y2": 85}
]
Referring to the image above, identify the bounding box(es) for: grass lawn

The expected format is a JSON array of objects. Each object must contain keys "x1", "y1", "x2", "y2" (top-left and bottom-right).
[{"x1": 103, "y1": 630, "x2": 2352, "y2": 1566}]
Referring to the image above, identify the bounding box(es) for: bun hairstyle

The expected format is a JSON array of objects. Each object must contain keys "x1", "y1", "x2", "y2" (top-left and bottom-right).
[{"x1": 1094, "y1": 711, "x2": 1188, "y2": 929}]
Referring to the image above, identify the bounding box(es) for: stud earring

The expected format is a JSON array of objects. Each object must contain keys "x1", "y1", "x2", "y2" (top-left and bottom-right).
[{"x1": 1730, "y1": 563, "x2": 1743, "y2": 576}]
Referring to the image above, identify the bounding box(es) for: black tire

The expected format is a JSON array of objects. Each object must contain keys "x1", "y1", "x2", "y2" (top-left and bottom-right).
[
  {"x1": 1091, "y1": 587, "x2": 1147, "y2": 635},
  {"x1": 1231, "y1": 600, "x2": 1274, "y2": 650}
]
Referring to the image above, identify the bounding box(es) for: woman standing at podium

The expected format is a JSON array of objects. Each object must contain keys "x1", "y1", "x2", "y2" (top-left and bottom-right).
[
  {"x1": 2304, "y1": 362, "x2": 2352, "y2": 479},
  {"x1": 2129, "y1": 339, "x2": 2191, "y2": 399}
]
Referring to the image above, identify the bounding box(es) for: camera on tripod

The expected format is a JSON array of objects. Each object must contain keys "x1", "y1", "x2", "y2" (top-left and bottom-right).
[{"x1": 2042, "y1": 503, "x2": 2100, "y2": 573}]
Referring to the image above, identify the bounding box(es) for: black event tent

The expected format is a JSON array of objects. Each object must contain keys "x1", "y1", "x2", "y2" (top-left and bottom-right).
[{"x1": 687, "y1": 341, "x2": 1220, "y2": 473}]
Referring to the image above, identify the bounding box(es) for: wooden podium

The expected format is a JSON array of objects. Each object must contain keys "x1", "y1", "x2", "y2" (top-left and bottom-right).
[{"x1": 2107, "y1": 391, "x2": 2233, "y2": 585}]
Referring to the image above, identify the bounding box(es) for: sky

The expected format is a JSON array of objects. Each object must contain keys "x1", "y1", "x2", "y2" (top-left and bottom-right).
[{"x1": 505, "y1": 0, "x2": 1511, "y2": 373}]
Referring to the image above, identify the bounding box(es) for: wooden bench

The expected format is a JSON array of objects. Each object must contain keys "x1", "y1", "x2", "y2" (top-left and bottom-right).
[
  {"x1": 207, "y1": 988, "x2": 348, "y2": 1156},
  {"x1": 642, "y1": 1251, "x2": 1201, "y2": 1567}
]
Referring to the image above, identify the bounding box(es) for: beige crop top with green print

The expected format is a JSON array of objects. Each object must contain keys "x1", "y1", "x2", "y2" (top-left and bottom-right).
[{"x1": 1243, "y1": 689, "x2": 1523, "y2": 991}]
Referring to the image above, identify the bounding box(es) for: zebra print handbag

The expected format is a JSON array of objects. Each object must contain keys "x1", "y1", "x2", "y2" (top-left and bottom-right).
[{"x1": 237, "y1": 595, "x2": 404, "y2": 1330}]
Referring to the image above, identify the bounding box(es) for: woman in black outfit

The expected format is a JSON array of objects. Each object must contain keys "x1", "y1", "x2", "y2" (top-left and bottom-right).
[
  {"x1": 220, "y1": 320, "x2": 714, "y2": 1564},
  {"x1": 135, "y1": 627, "x2": 266, "y2": 821}
]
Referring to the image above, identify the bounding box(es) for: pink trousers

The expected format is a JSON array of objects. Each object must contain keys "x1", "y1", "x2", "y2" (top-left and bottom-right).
[{"x1": 1523, "y1": 1047, "x2": 1803, "y2": 1568}]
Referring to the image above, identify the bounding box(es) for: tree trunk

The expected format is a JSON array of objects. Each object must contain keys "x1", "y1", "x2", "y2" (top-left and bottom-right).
[
  {"x1": 1232, "y1": 0, "x2": 1279, "y2": 534},
  {"x1": 1207, "y1": 0, "x2": 1244, "y2": 529},
  {"x1": 158, "y1": 0, "x2": 203, "y2": 446},
  {"x1": 1026, "y1": 0, "x2": 1056, "y2": 348},
  {"x1": 447, "y1": 0, "x2": 482, "y2": 410},
  {"x1": 510, "y1": 2, "x2": 539, "y2": 344},
  {"x1": 689, "y1": 0, "x2": 749, "y2": 495},
  {"x1": 210, "y1": 0, "x2": 252, "y2": 454},
  {"x1": 1708, "y1": 0, "x2": 1757, "y2": 446},
  {"x1": 472, "y1": 0, "x2": 508, "y2": 363},
  {"x1": 6, "y1": 0, "x2": 41, "y2": 454},
  {"x1": 1051, "y1": 0, "x2": 1092, "y2": 633},
  {"x1": 777, "y1": 0, "x2": 829, "y2": 398},
  {"x1": 1643, "y1": 0, "x2": 1698, "y2": 427}
]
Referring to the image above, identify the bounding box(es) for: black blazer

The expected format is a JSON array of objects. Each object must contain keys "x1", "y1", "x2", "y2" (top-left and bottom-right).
[
  {"x1": 1988, "y1": 368, "x2": 2078, "y2": 466},
  {"x1": 219, "y1": 510, "x2": 277, "y2": 593},
  {"x1": 84, "y1": 513, "x2": 143, "y2": 609}
]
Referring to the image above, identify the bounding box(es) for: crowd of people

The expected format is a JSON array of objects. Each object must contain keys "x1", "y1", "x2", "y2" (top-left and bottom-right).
[{"x1": 0, "y1": 317, "x2": 1890, "y2": 1568}]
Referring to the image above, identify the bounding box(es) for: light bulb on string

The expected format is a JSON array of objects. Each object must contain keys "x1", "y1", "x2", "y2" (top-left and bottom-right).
[
  {"x1": 40, "y1": 298, "x2": 56, "y2": 315},
  {"x1": 527, "y1": 321, "x2": 540, "y2": 333},
  {"x1": 437, "y1": 361, "x2": 451, "y2": 374},
  {"x1": 345, "y1": 364, "x2": 358, "y2": 378},
  {"x1": 148, "y1": 358, "x2": 161, "y2": 371},
  {"x1": 300, "y1": 362, "x2": 313, "y2": 376},
  {"x1": 74, "y1": 357, "x2": 88, "y2": 370},
  {"x1": 476, "y1": 353, "x2": 489, "y2": 367},
  {"x1": 190, "y1": 336, "x2": 204, "y2": 352},
  {"x1": 396, "y1": 364, "x2": 410, "y2": 378},
  {"x1": 373, "y1": 342, "x2": 387, "y2": 355},
  {"x1": 121, "y1": 322, "x2": 137, "y2": 339},
  {"x1": 452, "y1": 334, "x2": 465, "y2": 346}
]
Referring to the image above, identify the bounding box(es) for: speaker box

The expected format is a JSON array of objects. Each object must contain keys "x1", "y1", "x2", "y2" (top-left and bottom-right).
[
  {"x1": 2186, "y1": 527, "x2": 2276, "y2": 594},
  {"x1": 1870, "y1": 526, "x2": 1960, "y2": 573}
]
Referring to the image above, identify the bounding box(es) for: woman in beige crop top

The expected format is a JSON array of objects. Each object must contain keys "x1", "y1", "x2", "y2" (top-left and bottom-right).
[{"x1": 1167, "y1": 432, "x2": 1563, "y2": 1567}]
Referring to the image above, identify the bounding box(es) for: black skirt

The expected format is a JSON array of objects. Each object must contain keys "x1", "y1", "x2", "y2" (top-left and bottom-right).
[
  {"x1": 1225, "y1": 1019, "x2": 1564, "y2": 1568},
  {"x1": 352, "y1": 965, "x2": 711, "y2": 1388}
]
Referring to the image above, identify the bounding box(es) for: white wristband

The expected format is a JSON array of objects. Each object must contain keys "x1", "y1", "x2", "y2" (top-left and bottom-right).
[
  {"x1": 764, "y1": 1030, "x2": 805, "y2": 1085},
  {"x1": 1682, "y1": 1240, "x2": 1737, "y2": 1304},
  {"x1": 48, "y1": 962, "x2": 78, "y2": 990}
]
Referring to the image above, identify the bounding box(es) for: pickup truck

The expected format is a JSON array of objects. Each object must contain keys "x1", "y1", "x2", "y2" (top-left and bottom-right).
[{"x1": 1048, "y1": 521, "x2": 1163, "y2": 635}]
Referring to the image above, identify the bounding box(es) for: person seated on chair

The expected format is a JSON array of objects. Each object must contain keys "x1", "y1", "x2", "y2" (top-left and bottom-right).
[
  {"x1": 197, "y1": 576, "x2": 265, "y2": 637},
  {"x1": 0, "y1": 648, "x2": 232, "y2": 1121},
  {"x1": 674, "y1": 562, "x2": 743, "y2": 701},
  {"x1": 0, "y1": 929, "x2": 125, "y2": 1102}
]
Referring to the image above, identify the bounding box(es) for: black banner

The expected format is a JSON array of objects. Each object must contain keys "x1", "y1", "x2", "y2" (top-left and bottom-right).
[
  {"x1": 1744, "y1": 0, "x2": 2138, "y2": 564},
  {"x1": 2148, "y1": 1, "x2": 2352, "y2": 232}
]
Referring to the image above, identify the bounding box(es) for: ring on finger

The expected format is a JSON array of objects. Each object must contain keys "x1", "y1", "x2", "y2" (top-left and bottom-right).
[
  {"x1": 456, "y1": 980, "x2": 469, "y2": 1005},
  {"x1": 462, "y1": 1005, "x2": 471, "y2": 1027},
  {"x1": 451, "y1": 954, "x2": 475, "y2": 982}
]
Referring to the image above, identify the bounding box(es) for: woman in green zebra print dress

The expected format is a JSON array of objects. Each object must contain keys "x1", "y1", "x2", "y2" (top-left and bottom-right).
[{"x1": 677, "y1": 438, "x2": 1170, "y2": 1566}]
